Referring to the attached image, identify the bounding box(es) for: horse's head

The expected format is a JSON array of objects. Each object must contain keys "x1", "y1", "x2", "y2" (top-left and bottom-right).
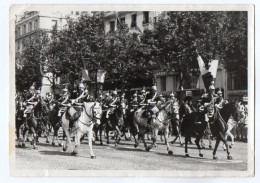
[{"x1": 92, "y1": 102, "x2": 102, "y2": 125}]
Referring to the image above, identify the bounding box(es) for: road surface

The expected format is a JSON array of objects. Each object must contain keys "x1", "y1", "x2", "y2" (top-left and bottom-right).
[{"x1": 15, "y1": 133, "x2": 248, "y2": 171}]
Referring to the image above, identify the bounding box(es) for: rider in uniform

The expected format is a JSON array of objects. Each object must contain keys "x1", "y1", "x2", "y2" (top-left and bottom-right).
[
  {"x1": 75, "y1": 83, "x2": 92, "y2": 103},
  {"x1": 58, "y1": 88, "x2": 70, "y2": 116},
  {"x1": 102, "y1": 92, "x2": 111, "y2": 111},
  {"x1": 24, "y1": 86, "x2": 39, "y2": 116},
  {"x1": 168, "y1": 92, "x2": 177, "y2": 103},
  {"x1": 106, "y1": 89, "x2": 119, "y2": 118},
  {"x1": 130, "y1": 92, "x2": 139, "y2": 112},
  {"x1": 146, "y1": 85, "x2": 160, "y2": 124},
  {"x1": 138, "y1": 88, "x2": 147, "y2": 106},
  {"x1": 157, "y1": 94, "x2": 165, "y2": 110},
  {"x1": 215, "y1": 89, "x2": 228, "y2": 109},
  {"x1": 120, "y1": 93, "x2": 128, "y2": 107}
]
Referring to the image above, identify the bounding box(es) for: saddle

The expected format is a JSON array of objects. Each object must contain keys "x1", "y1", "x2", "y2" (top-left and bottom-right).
[{"x1": 65, "y1": 106, "x2": 81, "y2": 122}]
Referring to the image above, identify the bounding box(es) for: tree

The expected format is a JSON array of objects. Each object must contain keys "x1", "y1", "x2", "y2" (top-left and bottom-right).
[
  {"x1": 15, "y1": 30, "x2": 48, "y2": 92},
  {"x1": 104, "y1": 23, "x2": 154, "y2": 90},
  {"x1": 143, "y1": 11, "x2": 247, "y2": 90}
]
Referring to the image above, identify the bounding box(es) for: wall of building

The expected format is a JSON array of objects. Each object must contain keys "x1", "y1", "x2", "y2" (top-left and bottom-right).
[{"x1": 104, "y1": 11, "x2": 157, "y2": 34}]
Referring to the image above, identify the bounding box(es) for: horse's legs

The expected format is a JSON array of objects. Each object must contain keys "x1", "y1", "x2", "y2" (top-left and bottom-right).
[
  {"x1": 114, "y1": 125, "x2": 121, "y2": 146},
  {"x1": 164, "y1": 127, "x2": 173, "y2": 154},
  {"x1": 148, "y1": 128, "x2": 158, "y2": 150},
  {"x1": 195, "y1": 131, "x2": 205, "y2": 157},
  {"x1": 185, "y1": 133, "x2": 191, "y2": 157},
  {"x1": 213, "y1": 138, "x2": 221, "y2": 160},
  {"x1": 99, "y1": 124, "x2": 103, "y2": 145},
  {"x1": 106, "y1": 126, "x2": 110, "y2": 144},
  {"x1": 72, "y1": 131, "x2": 81, "y2": 155},
  {"x1": 219, "y1": 132, "x2": 232, "y2": 160},
  {"x1": 63, "y1": 129, "x2": 72, "y2": 152},
  {"x1": 139, "y1": 131, "x2": 148, "y2": 150},
  {"x1": 88, "y1": 129, "x2": 96, "y2": 158},
  {"x1": 30, "y1": 127, "x2": 38, "y2": 149}
]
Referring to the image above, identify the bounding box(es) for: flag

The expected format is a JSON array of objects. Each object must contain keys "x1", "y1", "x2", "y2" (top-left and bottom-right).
[
  {"x1": 82, "y1": 69, "x2": 90, "y2": 81},
  {"x1": 197, "y1": 55, "x2": 207, "y2": 75},
  {"x1": 97, "y1": 69, "x2": 106, "y2": 83},
  {"x1": 208, "y1": 60, "x2": 219, "y2": 78},
  {"x1": 202, "y1": 72, "x2": 214, "y2": 92}
]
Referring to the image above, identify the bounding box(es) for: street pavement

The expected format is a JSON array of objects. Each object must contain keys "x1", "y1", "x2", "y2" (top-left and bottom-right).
[{"x1": 15, "y1": 133, "x2": 248, "y2": 170}]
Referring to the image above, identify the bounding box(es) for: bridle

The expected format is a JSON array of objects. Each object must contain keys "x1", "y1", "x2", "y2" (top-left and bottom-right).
[{"x1": 78, "y1": 102, "x2": 102, "y2": 126}]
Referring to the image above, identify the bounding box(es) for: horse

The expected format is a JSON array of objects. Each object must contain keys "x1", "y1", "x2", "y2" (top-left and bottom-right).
[
  {"x1": 47, "y1": 101, "x2": 63, "y2": 146},
  {"x1": 169, "y1": 101, "x2": 183, "y2": 146},
  {"x1": 16, "y1": 100, "x2": 26, "y2": 146},
  {"x1": 210, "y1": 101, "x2": 244, "y2": 160},
  {"x1": 61, "y1": 102, "x2": 102, "y2": 158},
  {"x1": 21, "y1": 100, "x2": 43, "y2": 149},
  {"x1": 181, "y1": 106, "x2": 212, "y2": 158},
  {"x1": 222, "y1": 101, "x2": 246, "y2": 150},
  {"x1": 104, "y1": 101, "x2": 126, "y2": 146},
  {"x1": 133, "y1": 102, "x2": 174, "y2": 154}
]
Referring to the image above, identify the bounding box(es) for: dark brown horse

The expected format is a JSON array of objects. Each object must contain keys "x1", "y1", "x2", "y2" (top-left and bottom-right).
[
  {"x1": 102, "y1": 101, "x2": 126, "y2": 146},
  {"x1": 181, "y1": 101, "x2": 243, "y2": 160}
]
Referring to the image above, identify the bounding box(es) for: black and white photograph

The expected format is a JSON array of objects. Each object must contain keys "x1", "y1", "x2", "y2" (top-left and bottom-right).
[{"x1": 9, "y1": 4, "x2": 254, "y2": 177}]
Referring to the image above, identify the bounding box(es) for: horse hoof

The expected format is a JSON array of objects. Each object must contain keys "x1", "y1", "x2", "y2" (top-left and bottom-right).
[
  {"x1": 22, "y1": 143, "x2": 25, "y2": 147},
  {"x1": 213, "y1": 156, "x2": 218, "y2": 160},
  {"x1": 180, "y1": 143, "x2": 183, "y2": 147},
  {"x1": 58, "y1": 143, "x2": 62, "y2": 147},
  {"x1": 199, "y1": 153, "x2": 203, "y2": 157},
  {"x1": 62, "y1": 146, "x2": 67, "y2": 152},
  {"x1": 71, "y1": 151, "x2": 78, "y2": 156},
  {"x1": 134, "y1": 144, "x2": 138, "y2": 148},
  {"x1": 168, "y1": 150, "x2": 173, "y2": 155},
  {"x1": 46, "y1": 140, "x2": 50, "y2": 143},
  {"x1": 202, "y1": 146, "x2": 206, "y2": 149},
  {"x1": 52, "y1": 142, "x2": 55, "y2": 146},
  {"x1": 91, "y1": 156, "x2": 96, "y2": 159},
  {"x1": 30, "y1": 141, "x2": 33, "y2": 145},
  {"x1": 227, "y1": 156, "x2": 233, "y2": 160},
  {"x1": 209, "y1": 145, "x2": 212, "y2": 149},
  {"x1": 229, "y1": 145, "x2": 233, "y2": 149},
  {"x1": 146, "y1": 146, "x2": 151, "y2": 151},
  {"x1": 34, "y1": 147, "x2": 38, "y2": 150},
  {"x1": 185, "y1": 154, "x2": 190, "y2": 157},
  {"x1": 26, "y1": 138, "x2": 30, "y2": 142}
]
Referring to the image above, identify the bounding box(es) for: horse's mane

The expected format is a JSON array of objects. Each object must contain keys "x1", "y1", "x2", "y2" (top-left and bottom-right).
[{"x1": 219, "y1": 101, "x2": 235, "y2": 122}]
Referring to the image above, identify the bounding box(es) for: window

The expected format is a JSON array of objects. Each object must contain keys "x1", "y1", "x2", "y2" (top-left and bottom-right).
[
  {"x1": 110, "y1": 21, "x2": 115, "y2": 32},
  {"x1": 227, "y1": 71, "x2": 247, "y2": 90},
  {"x1": 17, "y1": 40, "x2": 20, "y2": 50},
  {"x1": 143, "y1": 12, "x2": 149, "y2": 24},
  {"x1": 52, "y1": 20, "x2": 58, "y2": 29},
  {"x1": 71, "y1": 11, "x2": 74, "y2": 15},
  {"x1": 153, "y1": 17, "x2": 157, "y2": 23},
  {"x1": 29, "y1": 22, "x2": 32, "y2": 32},
  {"x1": 183, "y1": 73, "x2": 199, "y2": 89},
  {"x1": 18, "y1": 27, "x2": 21, "y2": 36},
  {"x1": 160, "y1": 77, "x2": 166, "y2": 91},
  {"x1": 131, "y1": 14, "x2": 137, "y2": 28},
  {"x1": 23, "y1": 24, "x2": 26, "y2": 34},
  {"x1": 34, "y1": 19, "x2": 38, "y2": 30},
  {"x1": 120, "y1": 17, "x2": 125, "y2": 24},
  {"x1": 76, "y1": 11, "x2": 80, "y2": 15}
]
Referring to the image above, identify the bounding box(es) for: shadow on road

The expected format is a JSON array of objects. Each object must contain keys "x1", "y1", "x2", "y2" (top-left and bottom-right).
[{"x1": 39, "y1": 150, "x2": 74, "y2": 157}]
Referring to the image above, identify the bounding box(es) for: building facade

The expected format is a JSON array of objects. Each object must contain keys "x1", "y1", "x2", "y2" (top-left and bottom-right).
[
  {"x1": 15, "y1": 11, "x2": 73, "y2": 96},
  {"x1": 103, "y1": 11, "x2": 247, "y2": 100}
]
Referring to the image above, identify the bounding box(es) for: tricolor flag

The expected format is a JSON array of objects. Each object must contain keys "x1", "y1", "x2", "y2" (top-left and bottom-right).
[
  {"x1": 97, "y1": 69, "x2": 106, "y2": 83},
  {"x1": 197, "y1": 55, "x2": 219, "y2": 91},
  {"x1": 82, "y1": 69, "x2": 90, "y2": 81}
]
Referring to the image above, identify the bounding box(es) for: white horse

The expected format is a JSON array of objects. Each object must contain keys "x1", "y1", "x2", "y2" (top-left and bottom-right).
[
  {"x1": 61, "y1": 102, "x2": 102, "y2": 158},
  {"x1": 147, "y1": 102, "x2": 174, "y2": 154},
  {"x1": 223, "y1": 101, "x2": 246, "y2": 150}
]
